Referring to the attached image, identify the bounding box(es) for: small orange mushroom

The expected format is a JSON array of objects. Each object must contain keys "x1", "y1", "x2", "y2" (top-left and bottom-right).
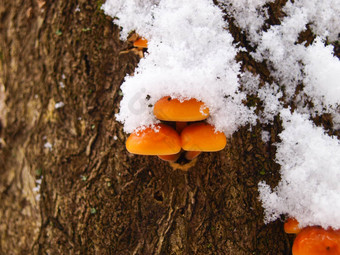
[
  {"x1": 292, "y1": 226, "x2": 340, "y2": 255},
  {"x1": 133, "y1": 37, "x2": 148, "y2": 48},
  {"x1": 126, "y1": 124, "x2": 181, "y2": 155},
  {"x1": 180, "y1": 123, "x2": 226, "y2": 152},
  {"x1": 153, "y1": 96, "x2": 209, "y2": 122},
  {"x1": 284, "y1": 218, "x2": 302, "y2": 234}
]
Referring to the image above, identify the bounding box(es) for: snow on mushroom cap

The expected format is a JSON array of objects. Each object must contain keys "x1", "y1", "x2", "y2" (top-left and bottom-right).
[{"x1": 103, "y1": 0, "x2": 256, "y2": 135}]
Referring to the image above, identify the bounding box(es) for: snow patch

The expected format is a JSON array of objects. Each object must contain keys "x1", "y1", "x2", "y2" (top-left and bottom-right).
[
  {"x1": 259, "y1": 110, "x2": 340, "y2": 229},
  {"x1": 104, "y1": 0, "x2": 256, "y2": 135}
]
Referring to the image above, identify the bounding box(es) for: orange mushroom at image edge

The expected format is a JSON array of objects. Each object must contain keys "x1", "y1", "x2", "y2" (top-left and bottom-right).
[{"x1": 284, "y1": 218, "x2": 340, "y2": 255}]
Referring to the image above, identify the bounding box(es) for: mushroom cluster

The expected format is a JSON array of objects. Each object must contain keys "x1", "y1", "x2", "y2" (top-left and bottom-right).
[
  {"x1": 126, "y1": 96, "x2": 227, "y2": 167},
  {"x1": 284, "y1": 218, "x2": 340, "y2": 255}
]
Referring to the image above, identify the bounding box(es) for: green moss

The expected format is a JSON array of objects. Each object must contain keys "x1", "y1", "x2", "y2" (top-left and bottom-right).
[
  {"x1": 259, "y1": 169, "x2": 266, "y2": 175},
  {"x1": 35, "y1": 168, "x2": 42, "y2": 176},
  {"x1": 82, "y1": 27, "x2": 92, "y2": 32}
]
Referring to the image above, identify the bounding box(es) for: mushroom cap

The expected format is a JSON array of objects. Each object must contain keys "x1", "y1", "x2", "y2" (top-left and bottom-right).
[
  {"x1": 181, "y1": 123, "x2": 226, "y2": 152},
  {"x1": 126, "y1": 124, "x2": 181, "y2": 155},
  {"x1": 153, "y1": 96, "x2": 209, "y2": 121},
  {"x1": 284, "y1": 218, "x2": 301, "y2": 234},
  {"x1": 133, "y1": 37, "x2": 148, "y2": 48},
  {"x1": 292, "y1": 227, "x2": 340, "y2": 255}
]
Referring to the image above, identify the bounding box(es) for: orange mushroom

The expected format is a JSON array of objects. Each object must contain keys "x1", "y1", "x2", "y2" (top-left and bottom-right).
[
  {"x1": 284, "y1": 218, "x2": 302, "y2": 234},
  {"x1": 133, "y1": 37, "x2": 148, "y2": 48},
  {"x1": 292, "y1": 226, "x2": 340, "y2": 255},
  {"x1": 126, "y1": 124, "x2": 181, "y2": 155},
  {"x1": 180, "y1": 123, "x2": 226, "y2": 152},
  {"x1": 153, "y1": 96, "x2": 209, "y2": 122}
]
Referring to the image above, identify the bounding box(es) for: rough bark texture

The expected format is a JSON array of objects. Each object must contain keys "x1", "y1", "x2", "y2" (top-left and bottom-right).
[{"x1": 1, "y1": 0, "x2": 325, "y2": 254}]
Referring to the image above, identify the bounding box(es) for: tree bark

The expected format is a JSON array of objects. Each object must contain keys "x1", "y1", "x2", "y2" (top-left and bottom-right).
[{"x1": 0, "y1": 1, "x2": 302, "y2": 254}]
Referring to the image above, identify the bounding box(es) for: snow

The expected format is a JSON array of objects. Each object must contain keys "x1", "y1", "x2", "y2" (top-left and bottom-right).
[
  {"x1": 33, "y1": 176, "x2": 43, "y2": 201},
  {"x1": 259, "y1": 110, "x2": 340, "y2": 229},
  {"x1": 303, "y1": 38, "x2": 340, "y2": 107},
  {"x1": 218, "y1": 0, "x2": 274, "y2": 40},
  {"x1": 44, "y1": 142, "x2": 53, "y2": 150},
  {"x1": 103, "y1": 0, "x2": 340, "y2": 229},
  {"x1": 103, "y1": 0, "x2": 256, "y2": 135},
  {"x1": 54, "y1": 102, "x2": 65, "y2": 109}
]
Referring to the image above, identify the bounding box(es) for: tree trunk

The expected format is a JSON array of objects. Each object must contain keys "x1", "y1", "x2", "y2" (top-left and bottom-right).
[{"x1": 0, "y1": 1, "x2": 296, "y2": 254}]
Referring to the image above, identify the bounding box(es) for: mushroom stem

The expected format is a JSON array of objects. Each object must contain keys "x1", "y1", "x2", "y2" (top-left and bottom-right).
[
  {"x1": 175, "y1": 122, "x2": 188, "y2": 133},
  {"x1": 185, "y1": 151, "x2": 201, "y2": 160},
  {"x1": 158, "y1": 152, "x2": 181, "y2": 162}
]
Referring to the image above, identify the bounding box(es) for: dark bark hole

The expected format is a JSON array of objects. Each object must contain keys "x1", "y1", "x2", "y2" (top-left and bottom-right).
[
  {"x1": 84, "y1": 54, "x2": 90, "y2": 75},
  {"x1": 154, "y1": 191, "x2": 163, "y2": 202}
]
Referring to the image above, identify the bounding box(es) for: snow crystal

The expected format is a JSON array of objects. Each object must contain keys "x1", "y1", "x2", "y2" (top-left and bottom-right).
[
  {"x1": 33, "y1": 176, "x2": 43, "y2": 201},
  {"x1": 259, "y1": 110, "x2": 340, "y2": 229},
  {"x1": 261, "y1": 130, "x2": 270, "y2": 143},
  {"x1": 55, "y1": 102, "x2": 65, "y2": 109},
  {"x1": 251, "y1": 0, "x2": 340, "y2": 108},
  {"x1": 283, "y1": 0, "x2": 340, "y2": 42},
  {"x1": 257, "y1": 83, "x2": 283, "y2": 123},
  {"x1": 44, "y1": 142, "x2": 52, "y2": 150},
  {"x1": 218, "y1": 0, "x2": 274, "y2": 41},
  {"x1": 102, "y1": 0, "x2": 161, "y2": 39},
  {"x1": 303, "y1": 38, "x2": 340, "y2": 107}
]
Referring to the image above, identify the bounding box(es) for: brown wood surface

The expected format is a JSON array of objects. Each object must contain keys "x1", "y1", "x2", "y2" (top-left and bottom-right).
[{"x1": 2, "y1": 0, "x2": 333, "y2": 254}]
